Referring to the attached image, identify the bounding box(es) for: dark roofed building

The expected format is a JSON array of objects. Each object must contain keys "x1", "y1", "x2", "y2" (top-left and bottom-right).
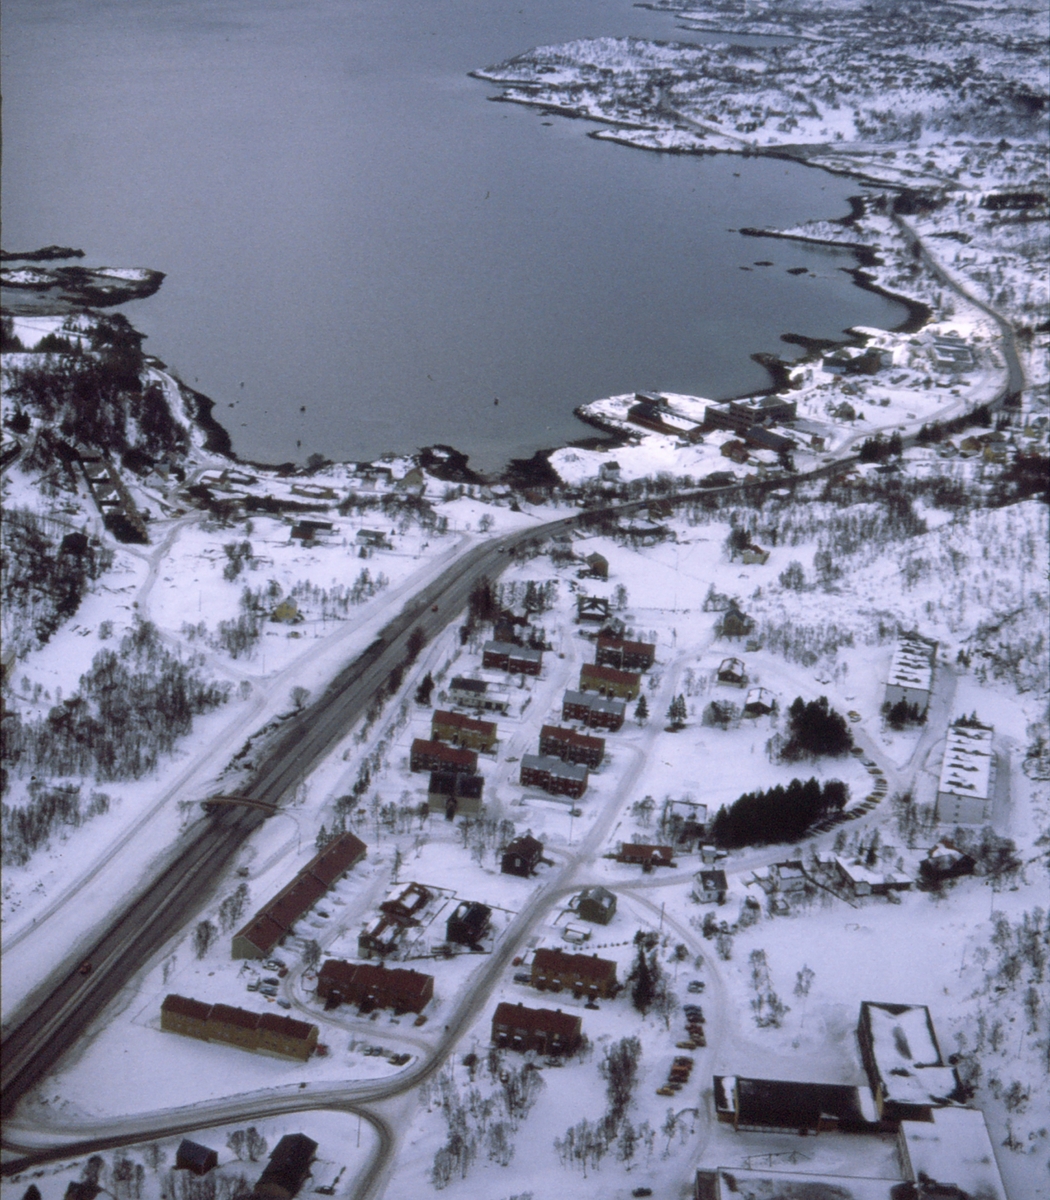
[
  {"x1": 232, "y1": 833, "x2": 366, "y2": 959},
  {"x1": 596, "y1": 637, "x2": 656, "y2": 672},
  {"x1": 576, "y1": 596, "x2": 611, "y2": 623},
  {"x1": 695, "y1": 869, "x2": 728, "y2": 904},
  {"x1": 539, "y1": 724, "x2": 605, "y2": 769},
  {"x1": 446, "y1": 900, "x2": 492, "y2": 947},
  {"x1": 252, "y1": 1134, "x2": 318, "y2": 1200},
  {"x1": 379, "y1": 881, "x2": 432, "y2": 925},
  {"x1": 161, "y1": 996, "x2": 317, "y2": 1061},
  {"x1": 531, "y1": 948, "x2": 618, "y2": 999},
  {"x1": 255, "y1": 1011, "x2": 319, "y2": 1061},
  {"x1": 232, "y1": 913, "x2": 288, "y2": 961},
  {"x1": 576, "y1": 885, "x2": 617, "y2": 925},
  {"x1": 491, "y1": 1001, "x2": 582, "y2": 1056},
  {"x1": 448, "y1": 676, "x2": 510, "y2": 713},
  {"x1": 265, "y1": 874, "x2": 328, "y2": 935},
  {"x1": 428, "y1": 770, "x2": 485, "y2": 819},
  {"x1": 482, "y1": 641, "x2": 543, "y2": 676},
  {"x1": 713, "y1": 1075, "x2": 878, "y2": 1134},
  {"x1": 161, "y1": 994, "x2": 212, "y2": 1040},
  {"x1": 618, "y1": 843, "x2": 674, "y2": 871},
  {"x1": 175, "y1": 1140, "x2": 218, "y2": 1176},
  {"x1": 579, "y1": 662, "x2": 641, "y2": 700},
  {"x1": 562, "y1": 689, "x2": 626, "y2": 732},
  {"x1": 431, "y1": 709, "x2": 497, "y2": 752},
  {"x1": 501, "y1": 834, "x2": 544, "y2": 877},
  {"x1": 520, "y1": 754, "x2": 589, "y2": 799},
  {"x1": 306, "y1": 831, "x2": 367, "y2": 887},
  {"x1": 410, "y1": 738, "x2": 478, "y2": 775},
  {"x1": 316, "y1": 959, "x2": 434, "y2": 1014}
]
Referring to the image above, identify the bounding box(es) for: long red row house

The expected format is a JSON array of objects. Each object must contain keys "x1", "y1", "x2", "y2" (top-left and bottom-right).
[
  {"x1": 316, "y1": 959, "x2": 434, "y2": 1014},
  {"x1": 161, "y1": 994, "x2": 318, "y2": 1061},
  {"x1": 232, "y1": 832, "x2": 367, "y2": 959},
  {"x1": 410, "y1": 738, "x2": 478, "y2": 775},
  {"x1": 539, "y1": 724, "x2": 605, "y2": 769}
]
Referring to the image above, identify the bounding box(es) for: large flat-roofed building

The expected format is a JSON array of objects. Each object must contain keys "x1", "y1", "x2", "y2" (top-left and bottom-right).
[
  {"x1": 482, "y1": 641, "x2": 543, "y2": 676},
  {"x1": 531, "y1": 948, "x2": 618, "y2": 999},
  {"x1": 713, "y1": 1075, "x2": 879, "y2": 1134},
  {"x1": 562, "y1": 689, "x2": 626, "y2": 732},
  {"x1": 431, "y1": 709, "x2": 497, "y2": 752},
  {"x1": 539, "y1": 724, "x2": 605, "y2": 768},
  {"x1": 491, "y1": 1002, "x2": 582, "y2": 1056},
  {"x1": 857, "y1": 1001, "x2": 959, "y2": 1120},
  {"x1": 935, "y1": 720, "x2": 995, "y2": 824},
  {"x1": 884, "y1": 634, "x2": 936, "y2": 715},
  {"x1": 897, "y1": 1105, "x2": 1006, "y2": 1200},
  {"x1": 410, "y1": 738, "x2": 478, "y2": 775},
  {"x1": 695, "y1": 1167, "x2": 897, "y2": 1200},
  {"x1": 579, "y1": 662, "x2": 641, "y2": 700},
  {"x1": 448, "y1": 676, "x2": 510, "y2": 714},
  {"x1": 520, "y1": 753, "x2": 589, "y2": 799},
  {"x1": 232, "y1": 832, "x2": 366, "y2": 959}
]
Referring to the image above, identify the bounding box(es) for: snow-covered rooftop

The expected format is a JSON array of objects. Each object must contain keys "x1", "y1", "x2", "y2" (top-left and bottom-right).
[
  {"x1": 887, "y1": 635, "x2": 936, "y2": 694},
  {"x1": 861, "y1": 1001, "x2": 959, "y2": 1108},
  {"x1": 937, "y1": 721, "x2": 994, "y2": 803},
  {"x1": 899, "y1": 1106, "x2": 1007, "y2": 1200}
]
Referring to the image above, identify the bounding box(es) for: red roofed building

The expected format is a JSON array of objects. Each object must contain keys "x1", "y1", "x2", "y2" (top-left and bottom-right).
[
  {"x1": 161, "y1": 994, "x2": 211, "y2": 1040},
  {"x1": 596, "y1": 637, "x2": 656, "y2": 672},
  {"x1": 491, "y1": 1002, "x2": 582, "y2": 1056},
  {"x1": 539, "y1": 724, "x2": 605, "y2": 769},
  {"x1": 531, "y1": 948, "x2": 618, "y2": 999},
  {"x1": 617, "y1": 843, "x2": 675, "y2": 871},
  {"x1": 161, "y1": 995, "x2": 318, "y2": 1061},
  {"x1": 409, "y1": 738, "x2": 478, "y2": 775},
  {"x1": 579, "y1": 662, "x2": 641, "y2": 700},
  {"x1": 232, "y1": 832, "x2": 367, "y2": 959},
  {"x1": 431, "y1": 710, "x2": 498, "y2": 753},
  {"x1": 316, "y1": 959, "x2": 434, "y2": 1014}
]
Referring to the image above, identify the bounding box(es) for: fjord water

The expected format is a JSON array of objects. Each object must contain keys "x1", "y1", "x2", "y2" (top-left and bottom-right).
[{"x1": 1, "y1": 0, "x2": 905, "y2": 472}]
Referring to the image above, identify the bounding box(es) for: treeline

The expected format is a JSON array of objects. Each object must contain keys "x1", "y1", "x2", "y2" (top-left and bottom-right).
[
  {"x1": 2, "y1": 619, "x2": 229, "y2": 783},
  {"x1": 1, "y1": 781, "x2": 111, "y2": 867},
  {"x1": 0, "y1": 508, "x2": 113, "y2": 655},
  {"x1": 712, "y1": 777, "x2": 848, "y2": 848},
  {"x1": 3, "y1": 313, "x2": 190, "y2": 461}
]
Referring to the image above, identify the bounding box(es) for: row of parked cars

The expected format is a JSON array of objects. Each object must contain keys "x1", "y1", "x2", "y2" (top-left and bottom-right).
[{"x1": 246, "y1": 958, "x2": 291, "y2": 1007}]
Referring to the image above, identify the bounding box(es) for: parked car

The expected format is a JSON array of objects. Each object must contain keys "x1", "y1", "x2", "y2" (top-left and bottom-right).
[
  {"x1": 277, "y1": 999, "x2": 292, "y2": 1010},
  {"x1": 686, "y1": 979, "x2": 705, "y2": 993}
]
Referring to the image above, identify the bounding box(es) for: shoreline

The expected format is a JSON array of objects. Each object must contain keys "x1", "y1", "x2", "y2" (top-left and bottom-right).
[{"x1": 4, "y1": 153, "x2": 936, "y2": 492}]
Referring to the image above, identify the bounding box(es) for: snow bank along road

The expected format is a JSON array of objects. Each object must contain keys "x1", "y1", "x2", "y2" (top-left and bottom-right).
[{"x1": 0, "y1": 351, "x2": 1013, "y2": 1127}]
